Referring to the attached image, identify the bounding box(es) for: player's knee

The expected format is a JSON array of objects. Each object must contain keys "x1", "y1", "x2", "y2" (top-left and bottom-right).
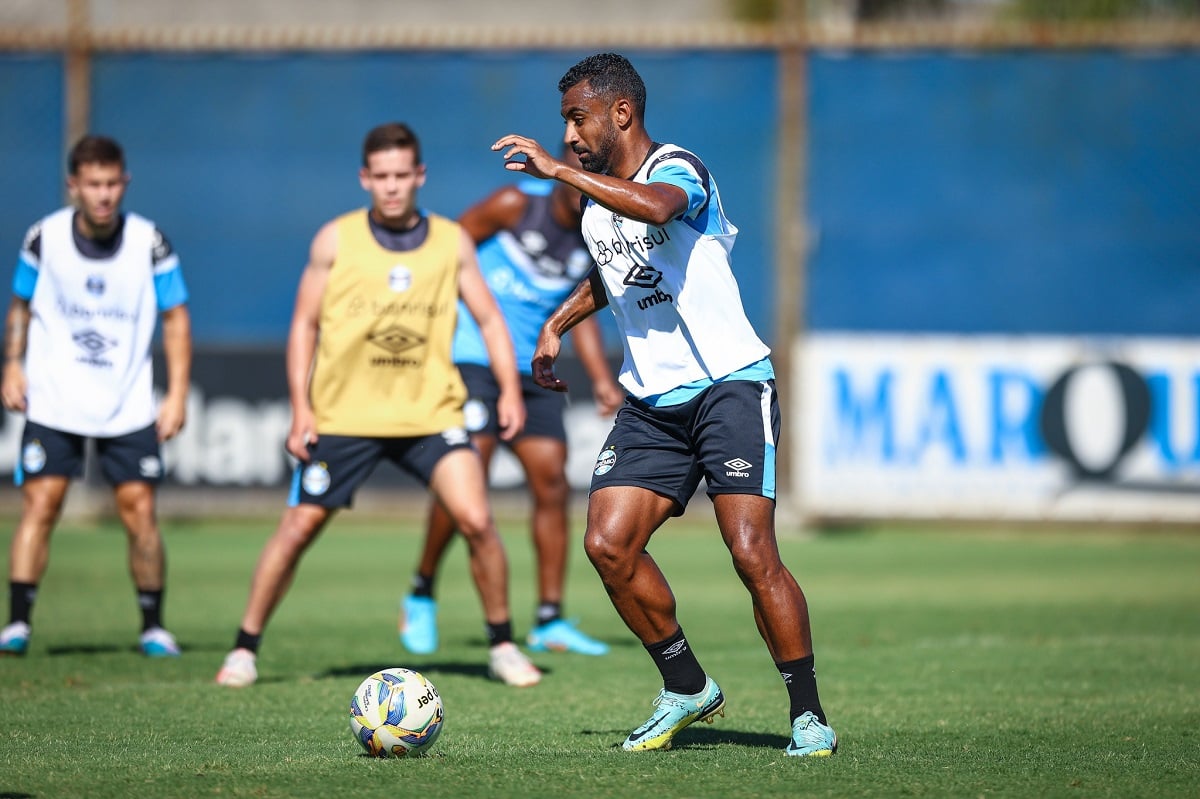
[
  {"x1": 583, "y1": 526, "x2": 629, "y2": 575},
  {"x1": 453, "y1": 508, "x2": 495, "y2": 542}
]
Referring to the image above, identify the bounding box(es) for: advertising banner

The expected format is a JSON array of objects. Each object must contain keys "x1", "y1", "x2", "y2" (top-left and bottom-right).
[{"x1": 798, "y1": 333, "x2": 1200, "y2": 522}]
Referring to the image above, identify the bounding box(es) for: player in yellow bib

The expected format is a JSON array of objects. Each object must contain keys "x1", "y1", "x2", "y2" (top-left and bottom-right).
[{"x1": 216, "y1": 122, "x2": 542, "y2": 688}]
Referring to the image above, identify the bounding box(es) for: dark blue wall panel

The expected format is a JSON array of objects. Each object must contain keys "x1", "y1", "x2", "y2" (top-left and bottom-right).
[
  {"x1": 808, "y1": 50, "x2": 1200, "y2": 335},
  {"x1": 0, "y1": 55, "x2": 64, "y2": 272},
  {"x1": 88, "y1": 50, "x2": 776, "y2": 345}
]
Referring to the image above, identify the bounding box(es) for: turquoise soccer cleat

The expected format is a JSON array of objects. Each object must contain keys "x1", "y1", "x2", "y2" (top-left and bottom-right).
[
  {"x1": 622, "y1": 676, "x2": 725, "y2": 751},
  {"x1": 399, "y1": 595, "x2": 438, "y2": 655},
  {"x1": 139, "y1": 626, "x2": 181, "y2": 657},
  {"x1": 526, "y1": 619, "x2": 609, "y2": 656},
  {"x1": 785, "y1": 711, "x2": 838, "y2": 757},
  {"x1": 0, "y1": 621, "x2": 30, "y2": 656}
]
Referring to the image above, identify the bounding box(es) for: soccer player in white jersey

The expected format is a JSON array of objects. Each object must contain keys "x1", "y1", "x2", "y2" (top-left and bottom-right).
[
  {"x1": 0, "y1": 135, "x2": 192, "y2": 658},
  {"x1": 491, "y1": 53, "x2": 837, "y2": 757}
]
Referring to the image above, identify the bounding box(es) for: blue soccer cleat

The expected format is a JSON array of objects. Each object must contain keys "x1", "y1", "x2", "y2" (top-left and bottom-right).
[
  {"x1": 622, "y1": 676, "x2": 725, "y2": 751},
  {"x1": 0, "y1": 621, "x2": 30, "y2": 656},
  {"x1": 526, "y1": 618, "x2": 609, "y2": 656},
  {"x1": 399, "y1": 595, "x2": 438, "y2": 655},
  {"x1": 139, "y1": 626, "x2": 181, "y2": 657},
  {"x1": 785, "y1": 711, "x2": 838, "y2": 757}
]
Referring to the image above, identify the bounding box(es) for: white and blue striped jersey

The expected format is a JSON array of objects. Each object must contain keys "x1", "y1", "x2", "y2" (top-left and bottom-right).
[
  {"x1": 453, "y1": 181, "x2": 594, "y2": 374},
  {"x1": 580, "y1": 143, "x2": 771, "y2": 401},
  {"x1": 12, "y1": 207, "x2": 188, "y2": 437}
]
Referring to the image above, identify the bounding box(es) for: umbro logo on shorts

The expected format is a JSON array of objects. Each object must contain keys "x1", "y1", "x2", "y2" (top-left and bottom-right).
[{"x1": 724, "y1": 458, "x2": 753, "y2": 478}]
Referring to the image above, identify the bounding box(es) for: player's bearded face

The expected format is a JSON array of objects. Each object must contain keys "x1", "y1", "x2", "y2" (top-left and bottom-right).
[{"x1": 577, "y1": 120, "x2": 619, "y2": 175}]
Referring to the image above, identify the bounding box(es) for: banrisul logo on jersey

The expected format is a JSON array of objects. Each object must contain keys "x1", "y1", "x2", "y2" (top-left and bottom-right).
[{"x1": 591, "y1": 226, "x2": 671, "y2": 267}]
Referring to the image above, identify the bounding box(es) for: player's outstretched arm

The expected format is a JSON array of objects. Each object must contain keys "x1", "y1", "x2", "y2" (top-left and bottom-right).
[
  {"x1": 458, "y1": 228, "x2": 525, "y2": 440},
  {"x1": 156, "y1": 303, "x2": 192, "y2": 441},
  {"x1": 491, "y1": 134, "x2": 688, "y2": 225},
  {"x1": 458, "y1": 185, "x2": 526, "y2": 245}
]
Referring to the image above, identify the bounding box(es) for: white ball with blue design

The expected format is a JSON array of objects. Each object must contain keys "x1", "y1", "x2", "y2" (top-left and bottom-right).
[{"x1": 349, "y1": 668, "x2": 444, "y2": 757}]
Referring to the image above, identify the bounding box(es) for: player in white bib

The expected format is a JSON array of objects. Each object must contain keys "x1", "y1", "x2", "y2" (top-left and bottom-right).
[
  {"x1": 492, "y1": 53, "x2": 837, "y2": 757},
  {"x1": 0, "y1": 135, "x2": 192, "y2": 658}
]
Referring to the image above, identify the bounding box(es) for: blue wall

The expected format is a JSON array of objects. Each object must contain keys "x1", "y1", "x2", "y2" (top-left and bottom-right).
[
  {"x1": 808, "y1": 50, "x2": 1200, "y2": 336},
  {"x1": 87, "y1": 50, "x2": 776, "y2": 344},
  {"x1": 0, "y1": 55, "x2": 64, "y2": 272},
  {"x1": 2, "y1": 49, "x2": 1197, "y2": 344}
]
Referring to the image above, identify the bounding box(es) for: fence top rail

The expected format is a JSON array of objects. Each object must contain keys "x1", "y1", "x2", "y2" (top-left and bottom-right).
[{"x1": 2, "y1": 20, "x2": 1200, "y2": 52}]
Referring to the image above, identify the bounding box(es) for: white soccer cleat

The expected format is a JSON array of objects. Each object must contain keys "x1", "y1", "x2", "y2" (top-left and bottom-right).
[
  {"x1": 487, "y1": 642, "x2": 542, "y2": 687},
  {"x1": 215, "y1": 647, "x2": 258, "y2": 687}
]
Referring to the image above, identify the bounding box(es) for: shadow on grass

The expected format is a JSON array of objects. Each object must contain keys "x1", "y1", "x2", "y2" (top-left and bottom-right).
[
  {"x1": 314, "y1": 660, "x2": 555, "y2": 683},
  {"x1": 580, "y1": 725, "x2": 784, "y2": 751},
  {"x1": 46, "y1": 643, "x2": 128, "y2": 656}
]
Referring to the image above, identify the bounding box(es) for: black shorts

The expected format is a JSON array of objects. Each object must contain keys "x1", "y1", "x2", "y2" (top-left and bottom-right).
[
  {"x1": 457, "y1": 363, "x2": 567, "y2": 442},
  {"x1": 589, "y1": 379, "x2": 780, "y2": 513},
  {"x1": 288, "y1": 429, "x2": 473, "y2": 509},
  {"x1": 16, "y1": 420, "x2": 163, "y2": 486}
]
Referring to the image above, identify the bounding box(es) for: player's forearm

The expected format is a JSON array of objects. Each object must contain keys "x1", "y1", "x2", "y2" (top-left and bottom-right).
[
  {"x1": 285, "y1": 321, "x2": 318, "y2": 411},
  {"x1": 4, "y1": 298, "x2": 30, "y2": 364},
  {"x1": 544, "y1": 273, "x2": 603, "y2": 340},
  {"x1": 160, "y1": 305, "x2": 193, "y2": 402},
  {"x1": 555, "y1": 165, "x2": 685, "y2": 226}
]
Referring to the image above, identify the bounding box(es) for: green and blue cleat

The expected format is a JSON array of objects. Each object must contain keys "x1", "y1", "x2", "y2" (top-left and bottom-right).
[
  {"x1": 622, "y1": 676, "x2": 725, "y2": 751},
  {"x1": 785, "y1": 711, "x2": 838, "y2": 757}
]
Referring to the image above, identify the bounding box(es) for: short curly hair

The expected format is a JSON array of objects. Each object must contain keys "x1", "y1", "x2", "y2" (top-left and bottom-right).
[{"x1": 558, "y1": 52, "x2": 646, "y2": 118}]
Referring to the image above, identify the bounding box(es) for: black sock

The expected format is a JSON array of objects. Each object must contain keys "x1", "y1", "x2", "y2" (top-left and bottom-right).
[
  {"x1": 9, "y1": 581, "x2": 37, "y2": 625},
  {"x1": 535, "y1": 602, "x2": 561, "y2": 626},
  {"x1": 778, "y1": 654, "x2": 827, "y2": 725},
  {"x1": 136, "y1": 589, "x2": 163, "y2": 632},
  {"x1": 235, "y1": 628, "x2": 262, "y2": 654},
  {"x1": 646, "y1": 627, "x2": 706, "y2": 695},
  {"x1": 485, "y1": 620, "x2": 513, "y2": 647},
  {"x1": 410, "y1": 573, "x2": 434, "y2": 599}
]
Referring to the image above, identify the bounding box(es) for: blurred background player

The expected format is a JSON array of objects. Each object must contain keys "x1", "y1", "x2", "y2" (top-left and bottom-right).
[
  {"x1": 0, "y1": 135, "x2": 192, "y2": 657},
  {"x1": 495, "y1": 52, "x2": 837, "y2": 755},
  {"x1": 399, "y1": 148, "x2": 624, "y2": 657},
  {"x1": 216, "y1": 122, "x2": 541, "y2": 688}
]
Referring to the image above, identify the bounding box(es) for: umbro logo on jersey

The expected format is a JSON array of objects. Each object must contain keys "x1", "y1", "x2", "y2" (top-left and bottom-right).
[
  {"x1": 367, "y1": 324, "x2": 422, "y2": 353},
  {"x1": 623, "y1": 264, "x2": 663, "y2": 289},
  {"x1": 72, "y1": 329, "x2": 116, "y2": 357},
  {"x1": 724, "y1": 458, "x2": 753, "y2": 478}
]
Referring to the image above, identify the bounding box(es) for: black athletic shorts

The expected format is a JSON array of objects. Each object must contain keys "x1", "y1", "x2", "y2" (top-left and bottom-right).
[
  {"x1": 589, "y1": 379, "x2": 780, "y2": 514},
  {"x1": 457, "y1": 363, "x2": 567, "y2": 442},
  {"x1": 288, "y1": 429, "x2": 473, "y2": 509},
  {"x1": 16, "y1": 420, "x2": 163, "y2": 486}
]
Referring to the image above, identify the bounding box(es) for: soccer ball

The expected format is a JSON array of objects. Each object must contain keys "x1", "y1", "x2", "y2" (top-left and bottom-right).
[{"x1": 349, "y1": 667, "x2": 444, "y2": 757}]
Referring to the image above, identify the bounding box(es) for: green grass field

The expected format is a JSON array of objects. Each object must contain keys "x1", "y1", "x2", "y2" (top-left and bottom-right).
[{"x1": 1, "y1": 511, "x2": 1197, "y2": 798}]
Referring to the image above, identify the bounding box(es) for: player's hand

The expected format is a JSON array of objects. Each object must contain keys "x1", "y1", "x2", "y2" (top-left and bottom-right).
[
  {"x1": 592, "y1": 378, "x2": 625, "y2": 417},
  {"x1": 155, "y1": 394, "x2": 187, "y2": 442},
  {"x1": 531, "y1": 329, "x2": 567, "y2": 393},
  {"x1": 1, "y1": 361, "x2": 27, "y2": 413},
  {"x1": 491, "y1": 135, "x2": 560, "y2": 180},
  {"x1": 286, "y1": 409, "x2": 318, "y2": 461},
  {"x1": 496, "y1": 389, "x2": 526, "y2": 442}
]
